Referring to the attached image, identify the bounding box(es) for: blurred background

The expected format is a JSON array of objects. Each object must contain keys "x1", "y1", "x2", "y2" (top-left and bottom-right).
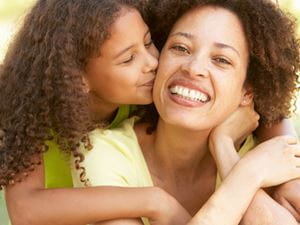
[{"x1": 0, "y1": 0, "x2": 300, "y2": 223}]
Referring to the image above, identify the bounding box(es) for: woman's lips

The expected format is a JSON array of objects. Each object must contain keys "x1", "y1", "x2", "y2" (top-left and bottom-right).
[{"x1": 167, "y1": 80, "x2": 211, "y2": 107}]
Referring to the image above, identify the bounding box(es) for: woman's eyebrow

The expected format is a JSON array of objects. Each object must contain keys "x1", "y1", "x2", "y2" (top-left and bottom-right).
[
  {"x1": 169, "y1": 31, "x2": 194, "y2": 39},
  {"x1": 214, "y1": 42, "x2": 240, "y2": 57},
  {"x1": 169, "y1": 32, "x2": 240, "y2": 57}
]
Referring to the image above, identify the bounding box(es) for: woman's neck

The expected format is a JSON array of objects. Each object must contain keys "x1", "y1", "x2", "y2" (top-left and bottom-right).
[{"x1": 146, "y1": 118, "x2": 213, "y2": 182}]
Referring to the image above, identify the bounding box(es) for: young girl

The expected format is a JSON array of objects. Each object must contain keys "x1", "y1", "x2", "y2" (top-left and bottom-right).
[
  {"x1": 1, "y1": 0, "x2": 299, "y2": 225},
  {"x1": 0, "y1": 0, "x2": 189, "y2": 224}
]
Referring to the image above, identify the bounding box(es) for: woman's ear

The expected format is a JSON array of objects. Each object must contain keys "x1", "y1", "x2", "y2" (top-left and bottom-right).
[
  {"x1": 240, "y1": 86, "x2": 254, "y2": 106},
  {"x1": 82, "y1": 76, "x2": 90, "y2": 94}
]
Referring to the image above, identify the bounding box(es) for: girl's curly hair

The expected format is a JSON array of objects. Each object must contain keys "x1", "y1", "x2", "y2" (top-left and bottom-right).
[
  {"x1": 0, "y1": 0, "x2": 147, "y2": 188},
  {"x1": 145, "y1": 0, "x2": 300, "y2": 128}
]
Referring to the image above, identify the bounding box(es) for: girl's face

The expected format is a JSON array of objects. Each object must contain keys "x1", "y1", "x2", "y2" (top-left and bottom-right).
[
  {"x1": 84, "y1": 7, "x2": 158, "y2": 106},
  {"x1": 153, "y1": 6, "x2": 250, "y2": 131}
]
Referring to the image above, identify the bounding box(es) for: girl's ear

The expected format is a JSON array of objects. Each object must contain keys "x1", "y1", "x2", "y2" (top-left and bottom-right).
[{"x1": 240, "y1": 86, "x2": 254, "y2": 106}]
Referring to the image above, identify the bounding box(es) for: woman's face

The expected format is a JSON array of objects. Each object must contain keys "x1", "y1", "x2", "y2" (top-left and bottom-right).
[
  {"x1": 84, "y1": 7, "x2": 159, "y2": 106},
  {"x1": 153, "y1": 6, "x2": 250, "y2": 130}
]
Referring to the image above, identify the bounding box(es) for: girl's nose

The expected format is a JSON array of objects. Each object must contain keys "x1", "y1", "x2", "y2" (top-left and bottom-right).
[{"x1": 143, "y1": 46, "x2": 159, "y2": 74}]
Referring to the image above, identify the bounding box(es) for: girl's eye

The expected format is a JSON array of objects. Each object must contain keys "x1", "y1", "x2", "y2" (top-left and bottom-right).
[
  {"x1": 145, "y1": 40, "x2": 153, "y2": 48},
  {"x1": 170, "y1": 45, "x2": 190, "y2": 54},
  {"x1": 122, "y1": 55, "x2": 134, "y2": 64}
]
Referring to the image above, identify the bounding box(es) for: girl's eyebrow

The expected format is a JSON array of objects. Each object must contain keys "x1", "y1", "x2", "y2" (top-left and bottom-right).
[
  {"x1": 114, "y1": 45, "x2": 134, "y2": 59},
  {"x1": 144, "y1": 30, "x2": 150, "y2": 38},
  {"x1": 114, "y1": 29, "x2": 151, "y2": 59}
]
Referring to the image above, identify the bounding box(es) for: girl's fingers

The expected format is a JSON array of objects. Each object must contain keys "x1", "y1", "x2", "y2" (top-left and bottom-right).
[
  {"x1": 290, "y1": 145, "x2": 300, "y2": 156},
  {"x1": 283, "y1": 135, "x2": 298, "y2": 145}
]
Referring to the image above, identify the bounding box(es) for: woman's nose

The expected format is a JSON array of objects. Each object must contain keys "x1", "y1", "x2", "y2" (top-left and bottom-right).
[{"x1": 181, "y1": 56, "x2": 209, "y2": 78}]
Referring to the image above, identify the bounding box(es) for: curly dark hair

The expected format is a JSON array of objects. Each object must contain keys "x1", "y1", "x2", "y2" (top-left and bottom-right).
[
  {"x1": 145, "y1": 0, "x2": 300, "y2": 128},
  {"x1": 0, "y1": 0, "x2": 147, "y2": 188}
]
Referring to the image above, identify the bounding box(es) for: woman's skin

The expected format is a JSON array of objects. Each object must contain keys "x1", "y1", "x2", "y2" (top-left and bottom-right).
[
  {"x1": 5, "y1": 4, "x2": 299, "y2": 225},
  {"x1": 92, "y1": 6, "x2": 300, "y2": 225},
  {"x1": 273, "y1": 179, "x2": 300, "y2": 222}
]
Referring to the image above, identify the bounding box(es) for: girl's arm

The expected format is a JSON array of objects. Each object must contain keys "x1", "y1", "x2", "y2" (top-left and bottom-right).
[
  {"x1": 209, "y1": 135, "x2": 297, "y2": 225},
  {"x1": 209, "y1": 108, "x2": 298, "y2": 225},
  {"x1": 5, "y1": 159, "x2": 190, "y2": 225},
  {"x1": 90, "y1": 129, "x2": 300, "y2": 225}
]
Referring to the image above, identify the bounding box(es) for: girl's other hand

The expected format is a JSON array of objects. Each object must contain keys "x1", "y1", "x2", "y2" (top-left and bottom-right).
[
  {"x1": 242, "y1": 135, "x2": 300, "y2": 188},
  {"x1": 210, "y1": 103, "x2": 259, "y2": 149}
]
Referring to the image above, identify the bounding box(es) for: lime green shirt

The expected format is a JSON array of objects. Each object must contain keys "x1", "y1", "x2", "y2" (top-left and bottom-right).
[
  {"x1": 72, "y1": 117, "x2": 256, "y2": 225},
  {"x1": 1, "y1": 106, "x2": 133, "y2": 225},
  {"x1": 43, "y1": 105, "x2": 133, "y2": 188}
]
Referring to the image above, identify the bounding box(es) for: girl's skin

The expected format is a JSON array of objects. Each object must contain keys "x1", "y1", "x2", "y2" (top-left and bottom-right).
[
  {"x1": 4, "y1": 3, "x2": 298, "y2": 225},
  {"x1": 84, "y1": 7, "x2": 157, "y2": 121},
  {"x1": 5, "y1": 6, "x2": 190, "y2": 225},
  {"x1": 210, "y1": 108, "x2": 299, "y2": 225},
  {"x1": 85, "y1": 5, "x2": 300, "y2": 225}
]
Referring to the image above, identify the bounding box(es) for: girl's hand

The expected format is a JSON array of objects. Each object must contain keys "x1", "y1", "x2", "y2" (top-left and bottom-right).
[
  {"x1": 243, "y1": 135, "x2": 300, "y2": 188},
  {"x1": 149, "y1": 188, "x2": 191, "y2": 225},
  {"x1": 210, "y1": 104, "x2": 259, "y2": 149},
  {"x1": 273, "y1": 179, "x2": 300, "y2": 222}
]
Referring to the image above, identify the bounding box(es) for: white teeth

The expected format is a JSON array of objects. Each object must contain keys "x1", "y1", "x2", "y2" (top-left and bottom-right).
[{"x1": 170, "y1": 86, "x2": 209, "y2": 102}]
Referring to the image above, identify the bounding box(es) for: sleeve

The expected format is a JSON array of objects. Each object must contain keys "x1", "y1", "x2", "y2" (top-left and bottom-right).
[{"x1": 72, "y1": 133, "x2": 139, "y2": 188}]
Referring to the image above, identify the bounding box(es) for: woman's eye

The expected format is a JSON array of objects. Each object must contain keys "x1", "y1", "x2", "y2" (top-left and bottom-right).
[
  {"x1": 145, "y1": 40, "x2": 153, "y2": 48},
  {"x1": 122, "y1": 55, "x2": 134, "y2": 64},
  {"x1": 214, "y1": 57, "x2": 231, "y2": 65},
  {"x1": 171, "y1": 45, "x2": 190, "y2": 54}
]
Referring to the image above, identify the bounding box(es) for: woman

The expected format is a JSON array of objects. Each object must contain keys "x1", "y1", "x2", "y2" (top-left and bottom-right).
[{"x1": 73, "y1": 0, "x2": 300, "y2": 224}]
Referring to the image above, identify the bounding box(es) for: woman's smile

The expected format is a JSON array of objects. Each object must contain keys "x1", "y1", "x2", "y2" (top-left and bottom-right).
[{"x1": 168, "y1": 79, "x2": 211, "y2": 107}]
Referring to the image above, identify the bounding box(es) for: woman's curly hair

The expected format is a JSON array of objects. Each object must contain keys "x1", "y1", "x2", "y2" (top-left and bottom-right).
[
  {"x1": 0, "y1": 0, "x2": 147, "y2": 188},
  {"x1": 145, "y1": 0, "x2": 300, "y2": 128}
]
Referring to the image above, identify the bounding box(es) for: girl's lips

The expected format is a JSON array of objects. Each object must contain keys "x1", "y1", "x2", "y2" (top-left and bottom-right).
[{"x1": 141, "y1": 78, "x2": 155, "y2": 87}]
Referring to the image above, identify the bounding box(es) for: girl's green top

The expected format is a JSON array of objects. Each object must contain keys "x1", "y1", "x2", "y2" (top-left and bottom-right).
[{"x1": 43, "y1": 105, "x2": 133, "y2": 188}]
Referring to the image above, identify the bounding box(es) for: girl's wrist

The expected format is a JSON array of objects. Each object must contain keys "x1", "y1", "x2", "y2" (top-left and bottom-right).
[
  {"x1": 143, "y1": 187, "x2": 168, "y2": 219},
  {"x1": 209, "y1": 134, "x2": 234, "y2": 154},
  {"x1": 235, "y1": 155, "x2": 264, "y2": 188}
]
